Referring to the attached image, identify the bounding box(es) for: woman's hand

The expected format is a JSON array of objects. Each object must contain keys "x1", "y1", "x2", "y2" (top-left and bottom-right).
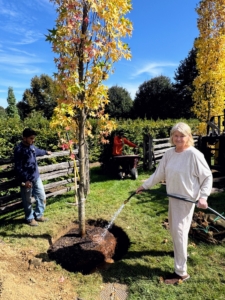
[
  {"x1": 136, "y1": 186, "x2": 145, "y2": 194},
  {"x1": 197, "y1": 198, "x2": 208, "y2": 209}
]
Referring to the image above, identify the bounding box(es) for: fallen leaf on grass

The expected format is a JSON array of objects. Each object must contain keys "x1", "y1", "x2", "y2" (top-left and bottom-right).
[
  {"x1": 189, "y1": 242, "x2": 197, "y2": 248},
  {"x1": 59, "y1": 276, "x2": 65, "y2": 283},
  {"x1": 159, "y1": 276, "x2": 164, "y2": 284}
]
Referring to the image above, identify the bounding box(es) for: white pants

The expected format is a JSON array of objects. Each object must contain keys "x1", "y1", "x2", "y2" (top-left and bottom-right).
[{"x1": 168, "y1": 198, "x2": 195, "y2": 276}]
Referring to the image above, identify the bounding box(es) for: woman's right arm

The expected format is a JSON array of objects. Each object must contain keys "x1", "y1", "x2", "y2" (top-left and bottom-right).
[{"x1": 138, "y1": 155, "x2": 166, "y2": 192}]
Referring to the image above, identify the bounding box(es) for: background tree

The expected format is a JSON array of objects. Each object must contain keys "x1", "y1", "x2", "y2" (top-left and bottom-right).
[
  {"x1": 193, "y1": 0, "x2": 225, "y2": 122},
  {"x1": 132, "y1": 75, "x2": 176, "y2": 120},
  {"x1": 105, "y1": 85, "x2": 133, "y2": 119},
  {"x1": 173, "y1": 47, "x2": 198, "y2": 118},
  {"x1": 0, "y1": 106, "x2": 6, "y2": 119},
  {"x1": 47, "y1": 0, "x2": 132, "y2": 236},
  {"x1": 6, "y1": 87, "x2": 20, "y2": 119},
  {"x1": 17, "y1": 74, "x2": 58, "y2": 119}
]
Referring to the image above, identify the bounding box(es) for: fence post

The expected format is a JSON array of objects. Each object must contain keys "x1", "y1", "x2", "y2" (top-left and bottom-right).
[{"x1": 143, "y1": 134, "x2": 153, "y2": 171}]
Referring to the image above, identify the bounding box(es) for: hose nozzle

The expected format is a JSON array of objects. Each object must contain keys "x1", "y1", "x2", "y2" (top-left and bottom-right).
[{"x1": 124, "y1": 192, "x2": 136, "y2": 204}]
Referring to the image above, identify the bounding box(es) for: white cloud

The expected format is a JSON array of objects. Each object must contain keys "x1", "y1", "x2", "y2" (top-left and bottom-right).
[
  {"x1": 22, "y1": 0, "x2": 55, "y2": 13},
  {"x1": 7, "y1": 47, "x2": 36, "y2": 57},
  {"x1": 0, "y1": 7, "x2": 17, "y2": 17},
  {"x1": 0, "y1": 78, "x2": 28, "y2": 89},
  {"x1": 0, "y1": 0, "x2": 50, "y2": 46},
  {"x1": 11, "y1": 67, "x2": 41, "y2": 75},
  {"x1": 14, "y1": 30, "x2": 44, "y2": 45},
  {"x1": 0, "y1": 24, "x2": 43, "y2": 45},
  {"x1": 0, "y1": 53, "x2": 45, "y2": 65},
  {"x1": 131, "y1": 62, "x2": 178, "y2": 78}
]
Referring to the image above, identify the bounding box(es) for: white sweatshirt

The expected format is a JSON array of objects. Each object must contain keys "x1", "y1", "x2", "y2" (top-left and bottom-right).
[{"x1": 142, "y1": 146, "x2": 212, "y2": 201}]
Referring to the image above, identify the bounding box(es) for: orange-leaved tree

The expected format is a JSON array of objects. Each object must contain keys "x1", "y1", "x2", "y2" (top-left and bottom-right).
[
  {"x1": 193, "y1": 0, "x2": 225, "y2": 123},
  {"x1": 46, "y1": 0, "x2": 133, "y2": 236}
]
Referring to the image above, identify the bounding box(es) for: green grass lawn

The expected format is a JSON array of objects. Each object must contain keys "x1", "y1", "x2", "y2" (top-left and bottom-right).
[{"x1": 1, "y1": 166, "x2": 225, "y2": 299}]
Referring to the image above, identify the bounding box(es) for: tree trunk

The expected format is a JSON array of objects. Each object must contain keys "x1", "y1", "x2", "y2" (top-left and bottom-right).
[
  {"x1": 78, "y1": 111, "x2": 86, "y2": 237},
  {"x1": 77, "y1": 1, "x2": 90, "y2": 236},
  {"x1": 85, "y1": 140, "x2": 90, "y2": 195}
]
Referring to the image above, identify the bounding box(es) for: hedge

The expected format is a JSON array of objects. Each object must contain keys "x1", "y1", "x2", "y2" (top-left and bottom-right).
[{"x1": 0, "y1": 115, "x2": 200, "y2": 162}]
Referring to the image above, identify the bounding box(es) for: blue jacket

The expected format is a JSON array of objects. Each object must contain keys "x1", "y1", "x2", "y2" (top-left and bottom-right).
[{"x1": 14, "y1": 142, "x2": 47, "y2": 183}]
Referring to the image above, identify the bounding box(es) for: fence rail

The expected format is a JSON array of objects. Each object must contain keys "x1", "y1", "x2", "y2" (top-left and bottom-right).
[
  {"x1": 0, "y1": 150, "x2": 79, "y2": 214},
  {"x1": 143, "y1": 135, "x2": 199, "y2": 170}
]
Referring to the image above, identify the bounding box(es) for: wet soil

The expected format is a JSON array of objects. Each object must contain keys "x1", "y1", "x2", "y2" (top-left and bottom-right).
[{"x1": 48, "y1": 219, "x2": 131, "y2": 275}]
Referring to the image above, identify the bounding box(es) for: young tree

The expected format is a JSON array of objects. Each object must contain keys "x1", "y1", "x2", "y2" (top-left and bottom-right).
[
  {"x1": 193, "y1": 0, "x2": 225, "y2": 122},
  {"x1": 46, "y1": 0, "x2": 132, "y2": 236},
  {"x1": 6, "y1": 87, "x2": 20, "y2": 119},
  {"x1": 105, "y1": 86, "x2": 133, "y2": 119}
]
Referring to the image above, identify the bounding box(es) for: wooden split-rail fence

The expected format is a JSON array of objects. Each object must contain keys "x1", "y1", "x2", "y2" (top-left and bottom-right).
[
  {"x1": 143, "y1": 134, "x2": 199, "y2": 171},
  {"x1": 0, "y1": 150, "x2": 88, "y2": 215}
]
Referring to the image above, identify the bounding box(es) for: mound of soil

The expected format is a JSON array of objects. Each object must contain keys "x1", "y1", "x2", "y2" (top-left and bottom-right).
[{"x1": 48, "y1": 219, "x2": 131, "y2": 274}]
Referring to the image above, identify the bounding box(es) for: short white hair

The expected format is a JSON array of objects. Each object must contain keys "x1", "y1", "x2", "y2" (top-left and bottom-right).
[{"x1": 169, "y1": 122, "x2": 194, "y2": 146}]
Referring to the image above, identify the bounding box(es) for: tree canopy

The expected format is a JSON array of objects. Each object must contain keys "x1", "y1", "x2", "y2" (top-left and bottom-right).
[
  {"x1": 105, "y1": 85, "x2": 133, "y2": 119},
  {"x1": 133, "y1": 76, "x2": 176, "y2": 120},
  {"x1": 17, "y1": 74, "x2": 58, "y2": 119},
  {"x1": 193, "y1": 0, "x2": 225, "y2": 121},
  {"x1": 0, "y1": 106, "x2": 6, "y2": 119},
  {"x1": 173, "y1": 47, "x2": 198, "y2": 118}
]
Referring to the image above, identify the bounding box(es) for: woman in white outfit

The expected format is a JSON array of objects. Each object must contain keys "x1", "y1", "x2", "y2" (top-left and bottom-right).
[{"x1": 136, "y1": 122, "x2": 212, "y2": 284}]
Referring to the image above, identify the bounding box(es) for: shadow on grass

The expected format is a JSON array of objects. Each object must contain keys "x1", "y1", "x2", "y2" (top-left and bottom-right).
[
  {"x1": 0, "y1": 229, "x2": 53, "y2": 245},
  {"x1": 90, "y1": 166, "x2": 119, "y2": 183},
  {"x1": 90, "y1": 166, "x2": 150, "y2": 183},
  {"x1": 0, "y1": 208, "x2": 24, "y2": 224},
  {"x1": 124, "y1": 249, "x2": 174, "y2": 259},
  {"x1": 99, "y1": 259, "x2": 171, "y2": 284},
  {"x1": 0, "y1": 191, "x2": 75, "y2": 225},
  {"x1": 135, "y1": 185, "x2": 169, "y2": 211}
]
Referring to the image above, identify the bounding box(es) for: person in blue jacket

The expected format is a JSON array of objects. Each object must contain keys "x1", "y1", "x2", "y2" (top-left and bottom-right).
[{"x1": 14, "y1": 128, "x2": 51, "y2": 226}]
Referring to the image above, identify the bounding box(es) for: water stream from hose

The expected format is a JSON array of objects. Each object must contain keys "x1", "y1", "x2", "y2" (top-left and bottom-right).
[
  {"x1": 101, "y1": 203, "x2": 125, "y2": 239},
  {"x1": 100, "y1": 192, "x2": 136, "y2": 240}
]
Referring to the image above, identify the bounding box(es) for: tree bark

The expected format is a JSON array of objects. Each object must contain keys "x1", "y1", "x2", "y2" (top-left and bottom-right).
[
  {"x1": 77, "y1": 1, "x2": 89, "y2": 237},
  {"x1": 78, "y1": 111, "x2": 86, "y2": 237}
]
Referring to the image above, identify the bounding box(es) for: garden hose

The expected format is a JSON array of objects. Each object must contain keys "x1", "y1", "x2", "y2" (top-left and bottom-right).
[
  {"x1": 124, "y1": 191, "x2": 136, "y2": 204},
  {"x1": 148, "y1": 190, "x2": 225, "y2": 221},
  {"x1": 123, "y1": 189, "x2": 225, "y2": 221}
]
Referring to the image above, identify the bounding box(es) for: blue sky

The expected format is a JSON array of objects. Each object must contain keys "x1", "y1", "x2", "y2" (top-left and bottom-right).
[{"x1": 0, "y1": 0, "x2": 199, "y2": 109}]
